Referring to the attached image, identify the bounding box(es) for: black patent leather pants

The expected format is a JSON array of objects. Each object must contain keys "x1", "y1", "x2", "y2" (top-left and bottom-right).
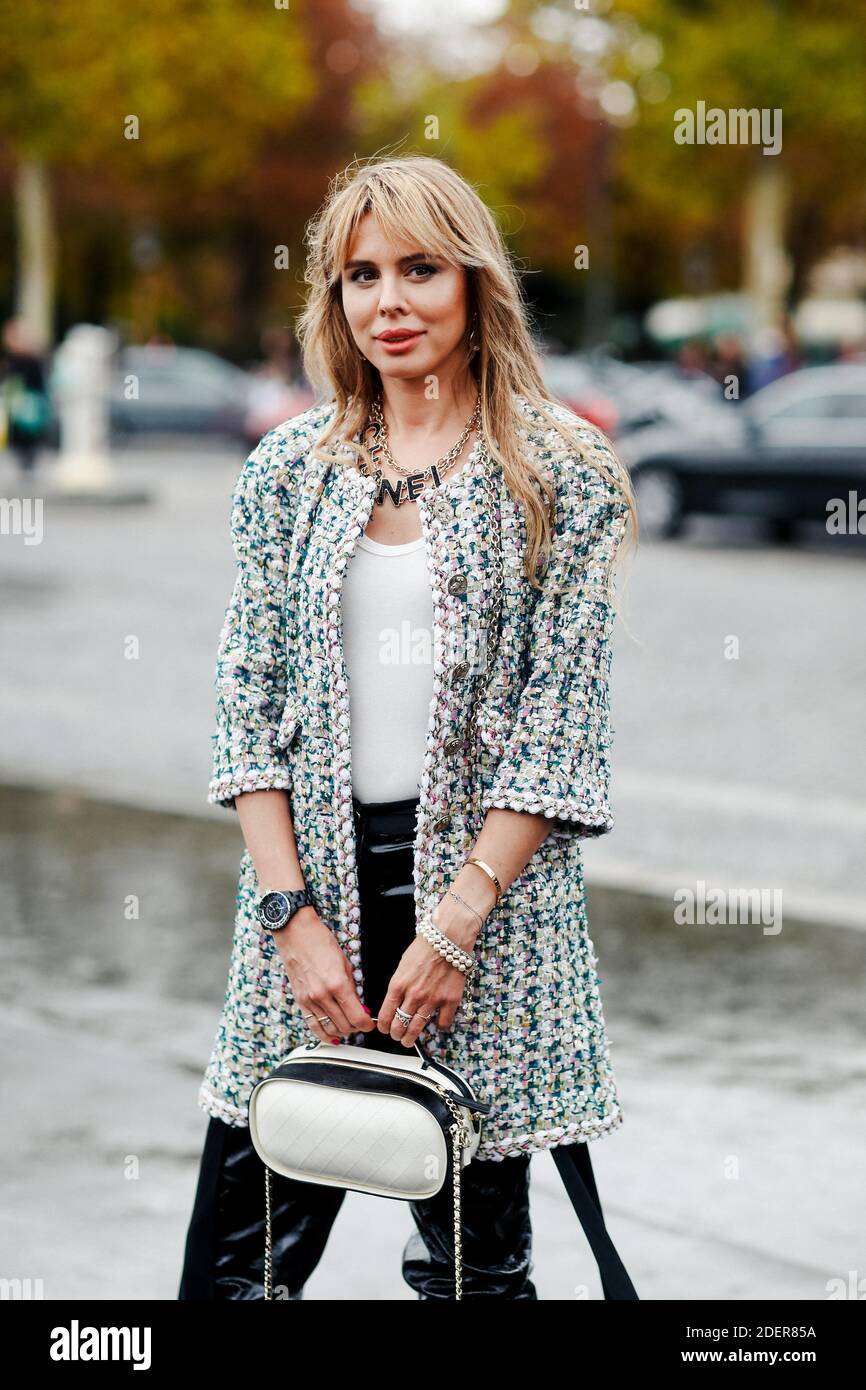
[{"x1": 178, "y1": 794, "x2": 537, "y2": 1300}]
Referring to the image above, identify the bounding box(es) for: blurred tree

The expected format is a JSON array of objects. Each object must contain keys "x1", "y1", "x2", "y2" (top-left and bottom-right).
[
  {"x1": 2, "y1": 0, "x2": 862, "y2": 360},
  {"x1": 350, "y1": 12, "x2": 619, "y2": 349},
  {"x1": 0, "y1": 0, "x2": 380, "y2": 354},
  {"x1": 613, "y1": 0, "x2": 866, "y2": 322}
]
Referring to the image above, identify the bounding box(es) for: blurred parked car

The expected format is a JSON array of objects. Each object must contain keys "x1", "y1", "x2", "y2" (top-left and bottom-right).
[
  {"x1": 109, "y1": 345, "x2": 255, "y2": 441},
  {"x1": 539, "y1": 353, "x2": 620, "y2": 435},
  {"x1": 242, "y1": 370, "x2": 315, "y2": 445},
  {"x1": 540, "y1": 350, "x2": 727, "y2": 440},
  {"x1": 616, "y1": 364, "x2": 866, "y2": 539},
  {"x1": 610, "y1": 359, "x2": 728, "y2": 431}
]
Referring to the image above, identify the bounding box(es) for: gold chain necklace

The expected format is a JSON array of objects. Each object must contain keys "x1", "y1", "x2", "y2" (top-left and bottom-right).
[{"x1": 360, "y1": 392, "x2": 482, "y2": 508}]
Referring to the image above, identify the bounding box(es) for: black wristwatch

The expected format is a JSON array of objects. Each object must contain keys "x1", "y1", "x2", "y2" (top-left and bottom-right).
[{"x1": 257, "y1": 888, "x2": 314, "y2": 933}]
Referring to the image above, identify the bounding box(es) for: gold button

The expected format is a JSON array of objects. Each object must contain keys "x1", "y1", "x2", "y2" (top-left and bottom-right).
[
  {"x1": 451, "y1": 660, "x2": 471, "y2": 682},
  {"x1": 447, "y1": 573, "x2": 468, "y2": 595},
  {"x1": 443, "y1": 734, "x2": 463, "y2": 756},
  {"x1": 432, "y1": 815, "x2": 452, "y2": 833}
]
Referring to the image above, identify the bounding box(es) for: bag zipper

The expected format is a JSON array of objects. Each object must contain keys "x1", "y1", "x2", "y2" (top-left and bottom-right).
[{"x1": 277, "y1": 1053, "x2": 487, "y2": 1120}]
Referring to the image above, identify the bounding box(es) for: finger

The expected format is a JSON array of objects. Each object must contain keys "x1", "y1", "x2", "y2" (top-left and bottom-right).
[
  {"x1": 331, "y1": 984, "x2": 375, "y2": 1034},
  {"x1": 397, "y1": 1004, "x2": 432, "y2": 1048},
  {"x1": 377, "y1": 979, "x2": 404, "y2": 1035},
  {"x1": 435, "y1": 981, "x2": 467, "y2": 1032},
  {"x1": 391, "y1": 995, "x2": 428, "y2": 1045},
  {"x1": 300, "y1": 1007, "x2": 341, "y2": 1045},
  {"x1": 316, "y1": 988, "x2": 356, "y2": 1037},
  {"x1": 299, "y1": 977, "x2": 355, "y2": 1040},
  {"x1": 332, "y1": 958, "x2": 374, "y2": 1032},
  {"x1": 389, "y1": 998, "x2": 416, "y2": 1042}
]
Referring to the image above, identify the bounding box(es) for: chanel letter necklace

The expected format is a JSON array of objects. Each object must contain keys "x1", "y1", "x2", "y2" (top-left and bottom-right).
[{"x1": 360, "y1": 391, "x2": 482, "y2": 508}]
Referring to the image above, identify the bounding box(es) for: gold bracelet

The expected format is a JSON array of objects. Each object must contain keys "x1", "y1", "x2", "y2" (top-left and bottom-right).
[{"x1": 465, "y1": 857, "x2": 502, "y2": 904}]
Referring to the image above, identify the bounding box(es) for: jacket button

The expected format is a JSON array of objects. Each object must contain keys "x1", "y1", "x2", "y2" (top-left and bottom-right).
[
  {"x1": 432, "y1": 814, "x2": 451, "y2": 833},
  {"x1": 443, "y1": 734, "x2": 463, "y2": 756},
  {"x1": 447, "y1": 573, "x2": 468, "y2": 595},
  {"x1": 451, "y1": 660, "x2": 471, "y2": 682}
]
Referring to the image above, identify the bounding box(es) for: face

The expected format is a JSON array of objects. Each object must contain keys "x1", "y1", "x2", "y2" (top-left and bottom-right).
[{"x1": 340, "y1": 213, "x2": 471, "y2": 383}]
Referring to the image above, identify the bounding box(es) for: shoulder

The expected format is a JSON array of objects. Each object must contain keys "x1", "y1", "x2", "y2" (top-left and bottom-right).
[
  {"x1": 511, "y1": 391, "x2": 629, "y2": 520},
  {"x1": 236, "y1": 399, "x2": 338, "y2": 501},
  {"x1": 230, "y1": 397, "x2": 339, "y2": 522},
  {"x1": 226, "y1": 400, "x2": 338, "y2": 555}
]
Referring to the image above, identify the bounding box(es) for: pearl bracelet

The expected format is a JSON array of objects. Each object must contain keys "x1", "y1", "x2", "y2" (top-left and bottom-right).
[{"x1": 416, "y1": 915, "x2": 477, "y2": 975}]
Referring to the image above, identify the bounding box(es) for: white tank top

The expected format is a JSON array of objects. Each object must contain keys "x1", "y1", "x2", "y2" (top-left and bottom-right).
[{"x1": 342, "y1": 530, "x2": 434, "y2": 803}]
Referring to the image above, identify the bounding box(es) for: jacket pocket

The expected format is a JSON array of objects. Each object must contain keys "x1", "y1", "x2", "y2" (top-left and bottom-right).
[{"x1": 275, "y1": 693, "x2": 301, "y2": 749}]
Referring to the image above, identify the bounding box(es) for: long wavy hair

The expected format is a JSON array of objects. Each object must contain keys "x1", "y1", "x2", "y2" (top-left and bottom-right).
[{"x1": 294, "y1": 152, "x2": 637, "y2": 600}]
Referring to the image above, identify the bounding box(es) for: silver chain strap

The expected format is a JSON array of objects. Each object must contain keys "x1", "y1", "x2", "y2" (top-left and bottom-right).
[{"x1": 263, "y1": 1080, "x2": 472, "y2": 1300}]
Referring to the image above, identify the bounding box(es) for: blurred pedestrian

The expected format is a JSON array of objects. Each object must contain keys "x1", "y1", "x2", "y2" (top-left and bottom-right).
[
  {"x1": 708, "y1": 332, "x2": 747, "y2": 398},
  {"x1": 745, "y1": 318, "x2": 803, "y2": 395},
  {"x1": 242, "y1": 324, "x2": 314, "y2": 440},
  {"x1": 677, "y1": 337, "x2": 711, "y2": 376},
  {"x1": 0, "y1": 318, "x2": 49, "y2": 473}
]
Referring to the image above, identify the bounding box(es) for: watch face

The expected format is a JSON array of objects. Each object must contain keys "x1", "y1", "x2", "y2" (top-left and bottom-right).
[{"x1": 259, "y1": 891, "x2": 290, "y2": 928}]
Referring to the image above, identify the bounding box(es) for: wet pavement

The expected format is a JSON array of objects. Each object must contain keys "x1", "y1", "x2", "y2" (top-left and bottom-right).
[
  {"x1": 2, "y1": 441, "x2": 865, "y2": 1299},
  {"x1": 2, "y1": 784, "x2": 864, "y2": 1300}
]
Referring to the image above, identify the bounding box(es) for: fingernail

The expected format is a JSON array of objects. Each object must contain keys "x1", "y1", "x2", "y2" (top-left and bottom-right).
[
  {"x1": 330, "y1": 1038, "x2": 340, "y2": 1044},
  {"x1": 362, "y1": 1006, "x2": 371, "y2": 1014}
]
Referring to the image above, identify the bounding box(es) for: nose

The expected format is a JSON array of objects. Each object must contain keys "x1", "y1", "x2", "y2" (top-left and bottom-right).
[{"x1": 375, "y1": 271, "x2": 410, "y2": 316}]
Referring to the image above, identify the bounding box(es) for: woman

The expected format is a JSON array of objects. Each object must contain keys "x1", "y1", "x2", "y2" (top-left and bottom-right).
[{"x1": 178, "y1": 154, "x2": 637, "y2": 1301}]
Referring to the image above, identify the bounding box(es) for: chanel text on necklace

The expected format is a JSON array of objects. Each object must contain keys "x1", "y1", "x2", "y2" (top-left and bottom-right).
[
  {"x1": 360, "y1": 394, "x2": 482, "y2": 508},
  {"x1": 368, "y1": 464, "x2": 449, "y2": 508}
]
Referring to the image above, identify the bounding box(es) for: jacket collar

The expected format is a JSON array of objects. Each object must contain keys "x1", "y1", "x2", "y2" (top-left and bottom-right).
[{"x1": 286, "y1": 399, "x2": 509, "y2": 581}]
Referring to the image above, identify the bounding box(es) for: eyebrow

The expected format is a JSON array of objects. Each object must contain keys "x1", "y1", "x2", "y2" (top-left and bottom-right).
[{"x1": 343, "y1": 252, "x2": 439, "y2": 271}]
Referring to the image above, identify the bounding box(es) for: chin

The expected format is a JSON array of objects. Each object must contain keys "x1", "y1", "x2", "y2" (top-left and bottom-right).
[{"x1": 377, "y1": 359, "x2": 436, "y2": 379}]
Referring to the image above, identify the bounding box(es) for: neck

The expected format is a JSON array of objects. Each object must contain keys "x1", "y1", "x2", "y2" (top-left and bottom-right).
[{"x1": 376, "y1": 371, "x2": 478, "y2": 441}]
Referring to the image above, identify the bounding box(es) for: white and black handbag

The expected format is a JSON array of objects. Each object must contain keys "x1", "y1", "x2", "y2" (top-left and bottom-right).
[{"x1": 248, "y1": 1033, "x2": 492, "y2": 1300}]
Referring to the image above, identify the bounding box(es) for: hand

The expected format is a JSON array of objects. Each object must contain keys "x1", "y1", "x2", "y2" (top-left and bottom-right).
[
  {"x1": 377, "y1": 936, "x2": 471, "y2": 1049},
  {"x1": 376, "y1": 885, "x2": 488, "y2": 1047},
  {"x1": 273, "y1": 907, "x2": 377, "y2": 1045}
]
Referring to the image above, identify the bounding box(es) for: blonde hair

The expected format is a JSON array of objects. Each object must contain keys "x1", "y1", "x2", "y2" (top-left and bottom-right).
[{"x1": 295, "y1": 152, "x2": 638, "y2": 601}]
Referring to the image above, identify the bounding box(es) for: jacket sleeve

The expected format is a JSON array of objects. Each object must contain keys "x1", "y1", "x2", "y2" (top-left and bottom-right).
[
  {"x1": 207, "y1": 434, "x2": 298, "y2": 810},
  {"x1": 480, "y1": 433, "x2": 630, "y2": 841}
]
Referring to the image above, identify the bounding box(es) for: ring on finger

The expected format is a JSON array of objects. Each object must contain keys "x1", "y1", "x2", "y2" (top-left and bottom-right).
[{"x1": 395, "y1": 1006, "x2": 413, "y2": 1027}]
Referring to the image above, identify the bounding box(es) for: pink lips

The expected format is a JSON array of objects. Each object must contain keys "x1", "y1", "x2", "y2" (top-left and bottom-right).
[{"x1": 376, "y1": 331, "x2": 424, "y2": 352}]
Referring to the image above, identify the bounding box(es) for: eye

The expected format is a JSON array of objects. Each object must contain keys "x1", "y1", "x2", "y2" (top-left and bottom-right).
[{"x1": 347, "y1": 262, "x2": 438, "y2": 283}]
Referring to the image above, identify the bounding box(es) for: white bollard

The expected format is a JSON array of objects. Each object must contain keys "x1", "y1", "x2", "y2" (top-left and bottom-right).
[{"x1": 52, "y1": 324, "x2": 117, "y2": 493}]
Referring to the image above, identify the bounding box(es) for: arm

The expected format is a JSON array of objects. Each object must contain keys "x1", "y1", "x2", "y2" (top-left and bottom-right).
[
  {"x1": 479, "y1": 433, "x2": 630, "y2": 840},
  {"x1": 208, "y1": 435, "x2": 297, "y2": 809},
  {"x1": 437, "y1": 447, "x2": 630, "y2": 964},
  {"x1": 379, "y1": 430, "x2": 632, "y2": 1045},
  {"x1": 207, "y1": 432, "x2": 375, "y2": 1043}
]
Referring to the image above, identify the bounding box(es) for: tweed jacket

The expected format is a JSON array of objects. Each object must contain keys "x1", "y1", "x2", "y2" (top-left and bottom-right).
[{"x1": 198, "y1": 392, "x2": 631, "y2": 1161}]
